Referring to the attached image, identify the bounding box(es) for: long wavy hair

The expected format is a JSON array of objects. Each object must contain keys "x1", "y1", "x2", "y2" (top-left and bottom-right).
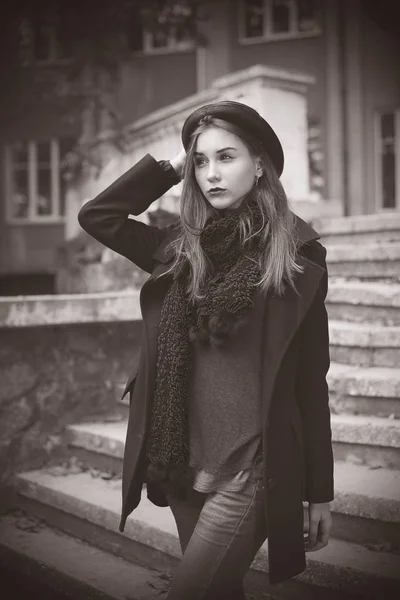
[{"x1": 162, "y1": 117, "x2": 303, "y2": 301}]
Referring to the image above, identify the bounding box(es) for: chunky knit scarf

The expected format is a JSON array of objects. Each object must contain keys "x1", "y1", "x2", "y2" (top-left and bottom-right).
[{"x1": 144, "y1": 197, "x2": 264, "y2": 492}]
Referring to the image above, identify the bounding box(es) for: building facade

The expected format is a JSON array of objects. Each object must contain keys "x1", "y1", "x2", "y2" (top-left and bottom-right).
[{"x1": 1, "y1": 0, "x2": 399, "y2": 293}]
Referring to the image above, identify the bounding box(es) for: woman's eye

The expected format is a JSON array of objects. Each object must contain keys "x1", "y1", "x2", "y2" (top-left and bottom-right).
[
  {"x1": 194, "y1": 158, "x2": 206, "y2": 167},
  {"x1": 220, "y1": 154, "x2": 233, "y2": 161}
]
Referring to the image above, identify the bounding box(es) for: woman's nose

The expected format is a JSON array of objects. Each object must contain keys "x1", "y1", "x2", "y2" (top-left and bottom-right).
[{"x1": 206, "y1": 162, "x2": 220, "y2": 181}]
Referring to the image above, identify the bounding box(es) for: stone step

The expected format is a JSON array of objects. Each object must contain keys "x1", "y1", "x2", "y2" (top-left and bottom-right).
[
  {"x1": 0, "y1": 511, "x2": 171, "y2": 600},
  {"x1": 0, "y1": 514, "x2": 356, "y2": 600},
  {"x1": 66, "y1": 420, "x2": 126, "y2": 474},
  {"x1": 67, "y1": 408, "x2": 400, "y2": 474},
  {"x1": 326, "y1": 281, "x2": 400, "y2": 325},
  {"x1": 327, "y1": 363, "x2": 400, "y2": 418},
  {"x1": 7, "y1": 464, "x2": 400, "y2": 599},
  {"x1": 328, "y1": 320, "x2": 400, "y2": 367},
  {"x1": 325, "y1": 242, "x2": 400, "y2": 280},
  {"x1": 331, "y1": 413, "x2": 400, "y2": 469},
  {"x1": 313, "y1": 212, "x2": 400, "y2": 245}
]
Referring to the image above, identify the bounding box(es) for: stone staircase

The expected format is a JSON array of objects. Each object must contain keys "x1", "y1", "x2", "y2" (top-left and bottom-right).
[{"x1": 1, "y1": 212, "x2": 400, "y2": 599}]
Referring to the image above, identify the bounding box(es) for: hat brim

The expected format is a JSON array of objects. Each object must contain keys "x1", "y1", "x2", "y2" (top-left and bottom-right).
[{"x1": 181, "y1": 101, "x2": 284, "y2": 177}]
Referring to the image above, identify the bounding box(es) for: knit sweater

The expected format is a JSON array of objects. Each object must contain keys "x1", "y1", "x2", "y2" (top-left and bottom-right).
[{"x1": 188, "y1": 288, "x2": 266, "y2": 492}]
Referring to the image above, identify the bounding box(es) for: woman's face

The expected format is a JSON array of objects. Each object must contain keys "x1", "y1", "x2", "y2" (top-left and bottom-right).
[{"x1": 193, "y1": 127, "x2": 261, "y2": 211}]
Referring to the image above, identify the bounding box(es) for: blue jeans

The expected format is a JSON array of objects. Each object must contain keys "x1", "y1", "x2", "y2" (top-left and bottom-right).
[{"x1": 165, "y1": 472, "x2": 268, "y2": 600}]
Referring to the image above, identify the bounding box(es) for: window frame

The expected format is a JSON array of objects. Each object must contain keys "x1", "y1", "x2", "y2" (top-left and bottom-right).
[
  {"x1": 238, "y1": 0, "x2": 322, "y2": 45},
  {"x1": 374, "y1": 108, "x2": 400, "y2": 212},
  {"x1": 141, "y1": 29, "x2": 195, "y2": 55},
  {"x1": 5, "y1": 139, "x2": 67, "y2": 226},
  {"x1": 130, "y1": 1, "x2": 196, "y2": 55},
  {"x1": 27, "y1": 10, "x2": 72, "y2": 66}
]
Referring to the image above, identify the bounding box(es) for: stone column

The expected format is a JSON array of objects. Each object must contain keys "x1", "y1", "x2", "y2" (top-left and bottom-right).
[
  {"x1": 213, "y1": 64, "x2": 314, "y2": 204},
  {"x1": 196, "y1": 0, "x2": 233, "y2": 92},
  {"x1": 343, "y1": 0, "x2": 365, "y2": 215},
  {"x1": 324, "y1": 0, "x2": 345, "y2": 206}
]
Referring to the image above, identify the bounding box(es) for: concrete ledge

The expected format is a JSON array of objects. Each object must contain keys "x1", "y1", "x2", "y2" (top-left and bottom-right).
[
  {"x1": 11, "y1": 468, "x2": 400, "y2": 598},
  {"x1": 327, "y1": 364, "x2": 400, "y2": 418},
  {"x1": 327, "y1": 363, "x2": 400, "y2": 399},
  {"x1": 327, "y1": 282, "x2": 400, "y2": 324},
  {"x1": 68, "y1": 415, "x2": 400, "y2": 457},
  {"x1": 331, "y1": 414, "x2": 400, "y2": 448},
  {"x1": 327, "y1": 262, "x2": 400, "y2": 280},
  {"x1": 327, "y1": 281, "x2": 400, "y2": 308},
  {"x1": 329, "y1": 320, "x2": 400, "y2": 366},
  {"x1": 313, "y1": 212, "x2": 400, "y2": 236},
  {"x1": 321, "y1": 231, "x2": 400, "y2": 244},
  {"x1": 67, "y1": 422, "x2": 126, "y2": 459},
  {"x1": 0, "y1": 291, "x2": 141, "y2": 327},
  {"x1": 333, "y1": 462, "x2": 400, "y2": 523},
  {"x1": 329, "y1": 321, "x2": 400, "y2": 347},
  {"x1": 213, "y1": 63, "x2": 315, "y2": 91},
  {"x1": 326, "y1": 242, "x2": 400, "y2": 262},
  {"x1": 327, "y1": 304, "x2": 400, "y2": 326}
]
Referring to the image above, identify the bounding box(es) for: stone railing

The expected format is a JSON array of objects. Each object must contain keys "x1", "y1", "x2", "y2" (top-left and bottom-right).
[
  {"x1": 0, "y1": 293, "x2": 142, "y2": 482},
  {"x1": 67, "y1": 64, "x2": 316, "y2": 240}
]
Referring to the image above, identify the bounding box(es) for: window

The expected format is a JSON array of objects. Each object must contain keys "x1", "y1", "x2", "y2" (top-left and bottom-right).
[
  {"x1": 128, "y1": 1, "x2": 195, "y2": 54},
  {"x1": 33, "y1": 11, "x2": 72, "y2": 64},
  {"x1": 19, "y1": 8, "x2": 72, "y2": 65},
  {"x1": 5, "y1": 139, "x2": 75, "y2": 223},
  {"x1": 239, "y1": 0, "x2": 321, "y2": 42},
  {"x1": 375, "y1": 110, "x2": 400, "y2": 210}
]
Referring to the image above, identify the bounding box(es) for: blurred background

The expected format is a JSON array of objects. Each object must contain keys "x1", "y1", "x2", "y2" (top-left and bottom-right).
[{"x1": 0, "y1": 0, "x2": 398, "y2": 295}]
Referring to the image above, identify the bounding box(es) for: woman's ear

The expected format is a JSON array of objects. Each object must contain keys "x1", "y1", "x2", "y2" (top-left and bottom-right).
[{"x1": 255, "y1": 158, "x2": 263, "y2": 178}]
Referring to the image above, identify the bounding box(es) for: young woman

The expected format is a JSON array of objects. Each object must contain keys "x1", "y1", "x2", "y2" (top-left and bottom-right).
[{"x1": 78, "y1": 100, "x2": 334, "y2": 599}]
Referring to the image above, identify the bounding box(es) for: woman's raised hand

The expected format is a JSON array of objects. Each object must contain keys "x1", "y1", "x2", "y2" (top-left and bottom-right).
[{"x1": 170, "y1": 148, "x2": 187, "y2": 179}]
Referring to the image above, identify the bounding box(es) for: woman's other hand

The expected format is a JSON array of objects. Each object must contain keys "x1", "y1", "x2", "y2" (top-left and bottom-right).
[
  {"x1": 305, "y1": 502, "x2": 332, "y2": 552},
  {"x1": 170, "y1": 148, "x2": 187, "y2": 179}
]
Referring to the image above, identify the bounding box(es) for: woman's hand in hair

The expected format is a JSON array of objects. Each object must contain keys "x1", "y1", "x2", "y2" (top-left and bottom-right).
[
  {"x1": 305, "y1": 502, "x2": 332, "y2": 552},
  {"x1": 170, "y1": 148, "x2": 187, "y2": 179}
]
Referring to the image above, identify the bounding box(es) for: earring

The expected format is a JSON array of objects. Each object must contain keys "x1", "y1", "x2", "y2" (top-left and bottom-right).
[{"x1": 255, "y1": 175, "x2": 260, "y2": 186}]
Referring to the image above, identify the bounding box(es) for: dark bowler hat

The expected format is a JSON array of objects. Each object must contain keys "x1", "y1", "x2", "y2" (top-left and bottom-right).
[{"x1": 181, "y1": 100, "x2": 284, "y2": 177}]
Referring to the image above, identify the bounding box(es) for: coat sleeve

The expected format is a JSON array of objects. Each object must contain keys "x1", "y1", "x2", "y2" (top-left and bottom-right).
[
  {"x1": 77, "y1": 154, "x2": 180, "y2": 274},
  {"x1": 296, "y1": 242, "x2": 334, "y2": 503}
]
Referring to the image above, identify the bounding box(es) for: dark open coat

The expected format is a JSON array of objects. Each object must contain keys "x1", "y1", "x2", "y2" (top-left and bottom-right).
[{"x1": 78, "y1": 154, "x2": 334, "y2": 585}]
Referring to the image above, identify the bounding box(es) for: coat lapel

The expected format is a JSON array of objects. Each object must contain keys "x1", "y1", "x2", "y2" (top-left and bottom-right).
[{"x1": 258, "y1": 214, "x2": 324, "y2": 424}]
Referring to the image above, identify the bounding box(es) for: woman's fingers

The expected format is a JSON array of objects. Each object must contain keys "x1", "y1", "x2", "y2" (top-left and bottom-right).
[
  {"x1": 306, "y1": 524, "x2": 331, "y2": 552},
  {"x1": 306, "y1": 527, "x2": 330, "y2": 552},
  {"x1": 170, "y1": 149, "x2": 187, "y2": 177},
  {"x1": 306, "y1": 515, "x2": 319, "y2": 550},
  {"x1": 305, "y1": 504, "x2": 332, "y2": 552}
]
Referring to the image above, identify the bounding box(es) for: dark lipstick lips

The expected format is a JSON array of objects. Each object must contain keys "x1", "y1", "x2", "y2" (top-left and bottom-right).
[{"x1": 209, "y1": 187, "x2": 225, "y2": 192}]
